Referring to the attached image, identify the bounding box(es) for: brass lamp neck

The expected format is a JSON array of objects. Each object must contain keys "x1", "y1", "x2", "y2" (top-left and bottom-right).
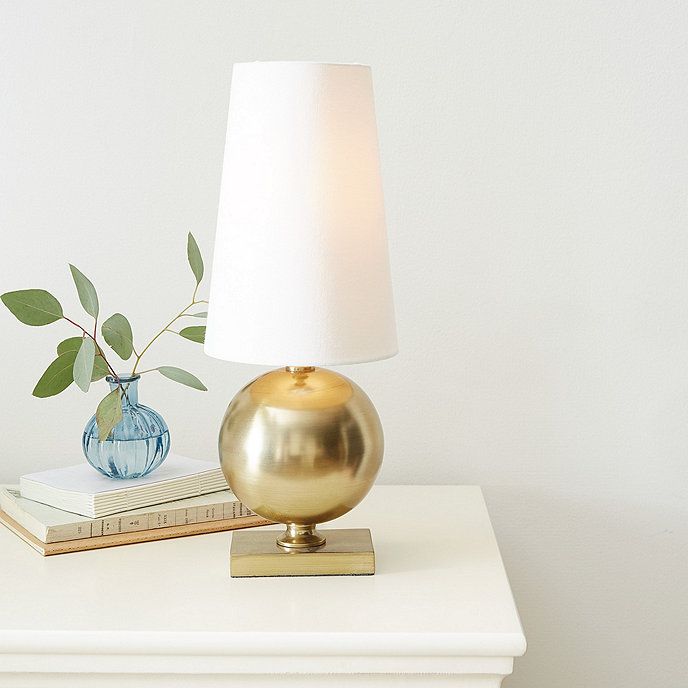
[
  {"x1": 278, "y1": 523, "x2": 326, "y2": 549},
  {"x1": 286, "y1": 366, "x2": 316, "y2": 374}
]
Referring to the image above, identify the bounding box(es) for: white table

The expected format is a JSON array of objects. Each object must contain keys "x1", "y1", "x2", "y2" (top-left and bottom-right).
[{"x1": 0, "y1": 485, "x2": 526, "y2": 687}]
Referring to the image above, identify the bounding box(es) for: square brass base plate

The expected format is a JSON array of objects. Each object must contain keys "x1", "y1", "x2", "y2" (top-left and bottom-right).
[{"x1": 230, "y1": 528, "x2": 375, "y2": 577}]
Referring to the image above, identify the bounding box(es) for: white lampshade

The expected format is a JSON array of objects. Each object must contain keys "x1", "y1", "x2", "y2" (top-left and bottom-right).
[{"x1": 205, "y1": 62, "x2": 397, "y2": 367}]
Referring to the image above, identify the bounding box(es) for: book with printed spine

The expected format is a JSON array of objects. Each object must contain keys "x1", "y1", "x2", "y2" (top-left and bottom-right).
[{"x1": 0, "y1": 486, "x2": 271, "y2": 556}]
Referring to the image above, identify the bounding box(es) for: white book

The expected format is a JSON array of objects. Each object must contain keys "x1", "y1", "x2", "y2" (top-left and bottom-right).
[
  {"x1": 19, "y1": 455, "x2": 228, "y2": 518},
  {"x1": 0, "y1": 485, "x2": 255, "y2": 544}
]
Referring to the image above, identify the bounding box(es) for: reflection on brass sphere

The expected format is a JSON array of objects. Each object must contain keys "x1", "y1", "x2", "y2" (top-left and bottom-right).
[{"x1": 219, "y1": 367, "x2": 384, "y2": 548}]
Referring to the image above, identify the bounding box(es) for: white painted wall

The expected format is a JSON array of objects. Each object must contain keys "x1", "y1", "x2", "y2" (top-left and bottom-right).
[{"x1": 1, "y1": 2, "x2": 686, "y2": 685}]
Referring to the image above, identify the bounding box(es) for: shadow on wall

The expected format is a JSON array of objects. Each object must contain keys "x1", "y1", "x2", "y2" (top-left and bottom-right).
[{"x1": 487, "y1": 487, "x2": 687, "y2": 688}]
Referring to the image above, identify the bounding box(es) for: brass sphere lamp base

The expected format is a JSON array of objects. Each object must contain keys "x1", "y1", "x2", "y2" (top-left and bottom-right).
[{"x1": 219, "y1": 366, "x2": 384, "y2": 576}]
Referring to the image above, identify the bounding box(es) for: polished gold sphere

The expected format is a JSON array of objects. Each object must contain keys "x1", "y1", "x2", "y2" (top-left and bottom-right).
[{"x1": 219, "y1": 366, "x2": 383, "y2": 548}]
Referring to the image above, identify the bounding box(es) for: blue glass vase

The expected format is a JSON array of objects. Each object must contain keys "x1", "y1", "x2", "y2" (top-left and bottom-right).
[{"x1": 82, "y1": 375, "x2": 171, "y2": 479}]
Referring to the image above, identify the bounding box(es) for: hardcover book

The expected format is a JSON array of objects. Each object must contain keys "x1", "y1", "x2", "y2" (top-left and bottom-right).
[{"x1": 0, "y1": 486, "x2": 271, "y2": 556}]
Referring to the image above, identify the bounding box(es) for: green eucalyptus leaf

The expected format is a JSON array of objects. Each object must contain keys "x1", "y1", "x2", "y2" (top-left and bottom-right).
[
  {"x1": 102, "y1": 313, "x2": 133, "y2": 360},
  {"x1": 156, "y1": 366, "x2": 207, "y2": 391},
  {"x1": 187, "y1": 232, "x2": 204, "y2": 285},
  {"x1": 188, "y1": 311, "x2": 207, "y2": 318},
  {"x1": 68, "y1": 264, "x2": 99, "y2": 319},
  {"x1": 96, "y1": 387, "x2": 122, "y2": 441},
  {"x1": 56, "y1": 336, "x2": 83, "y2": 355},
  {"x1": 73, "y1": 337, "x2": 96, "y2": 392},
  {"x1": 57, "y1": 337, "x2": 108, "y2": 380},
  {"x1": 33, "y1": 351, "x2": 77, "y2": 397},
  {"x1": 179, "y1": 325, "x2": 205, "y2": 343},
  {"x1": 91, "y1": 354, "x2": 109, "y2": 382},
  {"x1": 1, "y1": 289, "x2": 63, "y2": 326}
]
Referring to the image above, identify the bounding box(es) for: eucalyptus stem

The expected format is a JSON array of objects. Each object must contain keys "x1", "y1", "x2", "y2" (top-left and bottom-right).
[
  {"x1": 62, "y1": 315, "x2": 118, "y2": 380},
  {"x1": 130, "y1": 298, "x2": 201, "y2": 375}
]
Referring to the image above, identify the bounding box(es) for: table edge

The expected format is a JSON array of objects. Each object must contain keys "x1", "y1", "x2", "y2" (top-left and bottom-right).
[{"x1": 0, "y1": 630, "x2": 527, "y2": 658}]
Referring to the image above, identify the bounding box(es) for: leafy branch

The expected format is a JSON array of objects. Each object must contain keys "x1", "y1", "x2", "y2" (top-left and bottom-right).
[{"x1": 1, "y1": 232, "x2": 209, "y2": 441}]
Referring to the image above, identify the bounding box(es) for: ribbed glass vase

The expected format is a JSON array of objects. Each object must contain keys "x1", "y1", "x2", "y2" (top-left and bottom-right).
[{"x1": 82, "y1": 375, "x2": 170, "y2": 479}]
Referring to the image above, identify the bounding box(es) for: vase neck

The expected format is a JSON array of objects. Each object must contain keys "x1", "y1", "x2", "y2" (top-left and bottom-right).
[{"x1": 107, "y1": 375, "x2": 140, "y2": 406}]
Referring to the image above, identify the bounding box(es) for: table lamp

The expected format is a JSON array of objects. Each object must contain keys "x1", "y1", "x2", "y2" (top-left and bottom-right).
[{"x1": 205, "y1": 62, "x2": 397, "y2": 577}]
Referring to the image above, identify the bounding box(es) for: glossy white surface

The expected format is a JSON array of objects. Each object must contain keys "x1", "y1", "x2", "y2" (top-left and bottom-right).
[{"x1": 0, "y1": 486, "x2": 525, "y2": 686}]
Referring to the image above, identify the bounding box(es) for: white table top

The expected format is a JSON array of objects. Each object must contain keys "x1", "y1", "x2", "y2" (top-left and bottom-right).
[{"x1": 0, "y1": 485, "x2": 526, "y2": 680}]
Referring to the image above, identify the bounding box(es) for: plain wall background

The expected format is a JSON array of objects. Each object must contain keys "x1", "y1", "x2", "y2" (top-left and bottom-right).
[{"x1": 1, "y1": 1, "x2": 686, "y2": 685}]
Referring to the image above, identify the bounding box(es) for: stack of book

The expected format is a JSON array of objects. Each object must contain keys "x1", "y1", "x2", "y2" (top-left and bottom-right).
[{"x1": 0, "y1": 455, "x2": 270, "y2": 555}]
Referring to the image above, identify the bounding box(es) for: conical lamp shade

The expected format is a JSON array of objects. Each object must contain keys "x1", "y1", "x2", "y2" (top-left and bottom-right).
[{"x1": 205, "y1": 62, "x2": 397, "y2": 367}]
